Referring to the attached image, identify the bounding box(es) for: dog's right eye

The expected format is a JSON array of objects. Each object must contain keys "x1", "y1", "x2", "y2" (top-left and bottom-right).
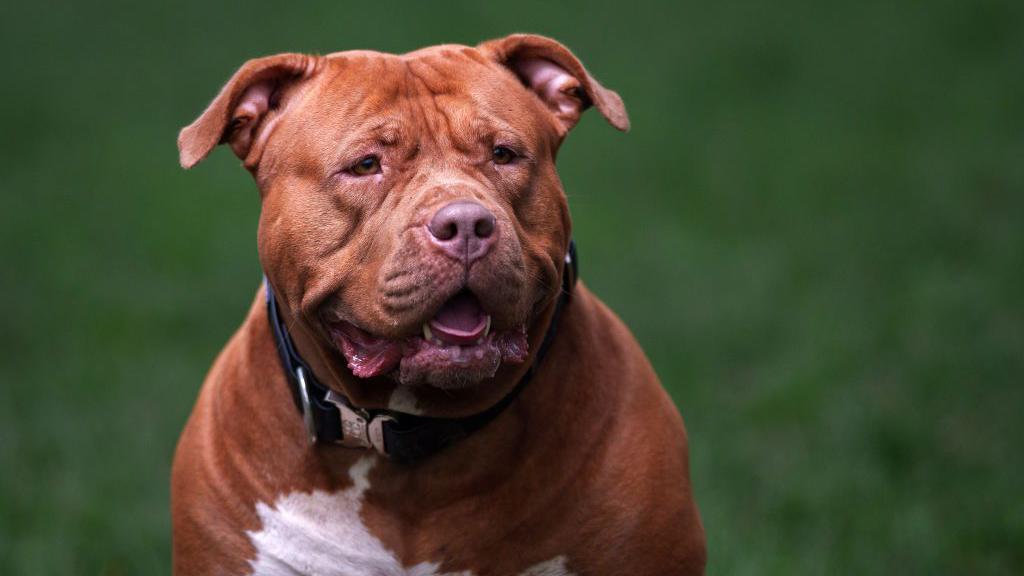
[
  {"x1": 348, "y1": 155, "x2": 381, "y2": 176},
  {"x1": 492, "y1": 146, "x2": 517, "y2": 165}
]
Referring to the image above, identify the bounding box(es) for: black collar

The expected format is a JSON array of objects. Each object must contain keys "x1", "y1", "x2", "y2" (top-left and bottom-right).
[{"x1": 266, "y1": 241, "x2": 578, "y2": 463}]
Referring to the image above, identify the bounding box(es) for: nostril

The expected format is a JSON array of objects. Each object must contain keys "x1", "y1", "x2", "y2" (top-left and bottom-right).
[
  {"x1": 436, "y1": 221, "x2": 458, "y2": 241},
  {"x1": 474, "y1": 215, "x2": 495, "y2": 238},
  {"x1": 428, "y1": 211, "x2": 457, "y2": 241}
]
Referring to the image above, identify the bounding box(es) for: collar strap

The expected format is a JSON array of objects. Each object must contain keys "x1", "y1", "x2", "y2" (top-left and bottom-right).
[{"x1": 266, "y1": 240, "x2": 578, "y2": 463}]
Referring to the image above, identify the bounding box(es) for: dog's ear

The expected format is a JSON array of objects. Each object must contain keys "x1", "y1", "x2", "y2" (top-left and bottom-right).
[
  {"x1": 478, "y1": 34, "x2": 629, "y2": 135},
  {"x1": 178, "y1": 53, "x2": 321, "y2": 169}
]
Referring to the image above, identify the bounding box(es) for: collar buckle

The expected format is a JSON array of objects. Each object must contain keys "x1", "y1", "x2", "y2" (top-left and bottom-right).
[{"x1": 324, "y1": 390, "x2": 393, "y2": 456}]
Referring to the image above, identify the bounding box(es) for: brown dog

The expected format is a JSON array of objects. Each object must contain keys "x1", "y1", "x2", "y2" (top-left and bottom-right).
[{"x1": 173, "y1": 34, "x2": 705, "y2": 575}]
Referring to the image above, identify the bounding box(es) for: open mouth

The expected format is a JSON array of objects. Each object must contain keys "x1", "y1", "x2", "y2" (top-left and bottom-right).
[{"x1": 324, "y1": 290, "x2": 529, "y2": 388}]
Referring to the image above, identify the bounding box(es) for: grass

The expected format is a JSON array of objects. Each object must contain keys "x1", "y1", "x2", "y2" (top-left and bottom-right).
[{"x1": 1, "y1": 0, "x2": 1021, "y2": 573}]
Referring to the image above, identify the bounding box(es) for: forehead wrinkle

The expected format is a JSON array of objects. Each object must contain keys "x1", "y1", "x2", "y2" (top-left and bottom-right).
[
  {"x1": 308, "y1": 57, "x2": 410, "y2": 151},
  {"x1": 404, "y1": 56, "x2": 506, "y2": 157},
  {"x1": 402, "y1": 59, "x2": 455, "y2": 156},
  {"x1": 415, "y1": 52, "x2": 539, "y2": 146}
]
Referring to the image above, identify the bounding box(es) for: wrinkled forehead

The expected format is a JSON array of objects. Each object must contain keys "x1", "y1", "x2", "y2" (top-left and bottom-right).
[{"x1": 294, "y1": 46, "x2": 549, "y2": 150}]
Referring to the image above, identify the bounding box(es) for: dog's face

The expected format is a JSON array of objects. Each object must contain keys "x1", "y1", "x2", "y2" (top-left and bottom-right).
[{"x1": 179, "y1": 35, "x2": 627, "y2": 412}]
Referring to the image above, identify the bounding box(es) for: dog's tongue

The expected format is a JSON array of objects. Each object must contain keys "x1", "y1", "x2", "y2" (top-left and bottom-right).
[{"x1": 429, "y1": 292, "x2": 489, "y2": 345}]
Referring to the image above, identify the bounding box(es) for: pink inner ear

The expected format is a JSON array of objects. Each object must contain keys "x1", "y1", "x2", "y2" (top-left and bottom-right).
[
  {"x1": 228, "y1": 82, "x2": 274, "y2": 158},
  {"x1": 514, "y1": 58, "x2": 584, "y2": 124},
  {"x1": 235, "y1": 82, "x2": 273, "y2": 124}
]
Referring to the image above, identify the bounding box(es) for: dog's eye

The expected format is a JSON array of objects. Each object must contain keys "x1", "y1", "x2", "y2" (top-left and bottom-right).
[
  {"x1": 349, "y1": 155, "x2": 381, "y2": 176},
  {"x1": 492, "y1": 146, "x2": 517, "y2": 165}
]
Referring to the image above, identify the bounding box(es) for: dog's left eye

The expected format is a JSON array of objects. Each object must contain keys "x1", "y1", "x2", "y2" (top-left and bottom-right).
[
  {"x1": 349, "y1": 155, "x2": 381, "y2": 176},
  {"x1": 492, "y1": 146, "x2": 517, "y2": 165}
]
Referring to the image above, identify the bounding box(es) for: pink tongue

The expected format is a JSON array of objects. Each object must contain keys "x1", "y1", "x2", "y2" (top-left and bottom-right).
[{"x1": 429, "y1": 292, "x2": 488, "y2": 345}]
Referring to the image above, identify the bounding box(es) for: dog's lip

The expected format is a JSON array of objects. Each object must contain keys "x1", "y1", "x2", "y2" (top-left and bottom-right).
[
  {"x1": 324, "y1": 320, "x2": 404, "y2": 379},
  {"x1": 321, "y1": 290, "x2": 527, "y2": 384}
]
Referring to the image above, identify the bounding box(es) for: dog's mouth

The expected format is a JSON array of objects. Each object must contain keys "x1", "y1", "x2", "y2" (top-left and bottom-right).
[{"x1": 323, "y1": 290, "x2": 529, "y2": 389}]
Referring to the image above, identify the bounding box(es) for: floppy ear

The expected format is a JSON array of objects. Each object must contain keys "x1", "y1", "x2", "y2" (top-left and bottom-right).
[
  {"x1": 178, "y1": 53, "x2": 321, "y2": 169},
  {"x1": 478, "y1": 34, "x2": 629, "y2": 135}
]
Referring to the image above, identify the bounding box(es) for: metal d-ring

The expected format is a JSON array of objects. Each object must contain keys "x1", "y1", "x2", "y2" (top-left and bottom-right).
[{"x1": 294, "y1": 366, "x2": 318, "y2": 444}]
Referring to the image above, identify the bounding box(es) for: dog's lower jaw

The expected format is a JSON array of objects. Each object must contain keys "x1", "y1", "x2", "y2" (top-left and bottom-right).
[{"x1": 398, "y1": 327, "x2": 528, "y2": 389}]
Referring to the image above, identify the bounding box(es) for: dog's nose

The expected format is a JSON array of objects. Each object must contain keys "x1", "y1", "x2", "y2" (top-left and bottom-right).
[{"x1": 427, "y1": 201, "x2": 497, "y2": 262}]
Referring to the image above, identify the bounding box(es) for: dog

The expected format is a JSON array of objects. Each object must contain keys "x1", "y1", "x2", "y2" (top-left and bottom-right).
[{"x1": 173, "y1": 34, "x2": 705, "y2": 576}]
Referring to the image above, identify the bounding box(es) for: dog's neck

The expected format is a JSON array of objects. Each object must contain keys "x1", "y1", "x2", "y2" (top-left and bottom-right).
[{"x1": 222, "y1": 271, "x2": 617, "y2": 501}]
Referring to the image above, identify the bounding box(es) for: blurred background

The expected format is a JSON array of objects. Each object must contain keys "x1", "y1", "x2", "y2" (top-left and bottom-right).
[{"x1": 1, "y1": 0, "x2": 1022, "y2": 573}]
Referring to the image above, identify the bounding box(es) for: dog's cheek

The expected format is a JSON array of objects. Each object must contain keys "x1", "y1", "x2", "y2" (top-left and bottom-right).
[
  {"x1": 514, "y1": 192, "x2": 570, "y2": 297},
  {"x1": 258, "y1": 176, "x2": 358, "y2": 306}
]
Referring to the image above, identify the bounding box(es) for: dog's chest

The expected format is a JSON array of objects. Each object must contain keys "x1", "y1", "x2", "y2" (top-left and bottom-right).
[{"x1": 246, "y1": 457, "x2": 572, "y2": 576}]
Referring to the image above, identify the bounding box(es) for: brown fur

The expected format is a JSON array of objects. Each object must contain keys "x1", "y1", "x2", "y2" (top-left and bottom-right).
[{"x1": 173, "y1": 34, "x2": 705, "y2": 575}]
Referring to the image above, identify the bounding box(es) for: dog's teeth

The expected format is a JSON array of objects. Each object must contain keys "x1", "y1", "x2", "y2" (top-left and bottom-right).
[
  {"x1": 423, "y1": 324, "x2": 433, "y2": 341},
  {"x1": 483, "y1": 316, "x2": 492, "y2": 337}
]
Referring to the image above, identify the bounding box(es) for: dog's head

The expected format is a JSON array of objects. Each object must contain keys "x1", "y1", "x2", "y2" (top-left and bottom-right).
[{"x1": 179, "y1": 34, "x2": 628, "y2": 415}]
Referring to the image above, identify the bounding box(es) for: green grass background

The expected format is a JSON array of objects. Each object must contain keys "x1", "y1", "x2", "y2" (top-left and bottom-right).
[{"x1": 1, "y1": 0, "x2": 1022, "y2": 574}]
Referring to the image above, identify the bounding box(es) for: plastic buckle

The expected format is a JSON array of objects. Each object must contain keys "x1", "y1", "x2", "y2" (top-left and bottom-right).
[{"x1": 325, "y1": 390, "x2": 393, "y2": 456}]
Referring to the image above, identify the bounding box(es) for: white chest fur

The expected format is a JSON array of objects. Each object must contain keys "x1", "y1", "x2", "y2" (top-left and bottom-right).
[{"x1": 246, "y1": 457, "x2": 572, "y2": 576}]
